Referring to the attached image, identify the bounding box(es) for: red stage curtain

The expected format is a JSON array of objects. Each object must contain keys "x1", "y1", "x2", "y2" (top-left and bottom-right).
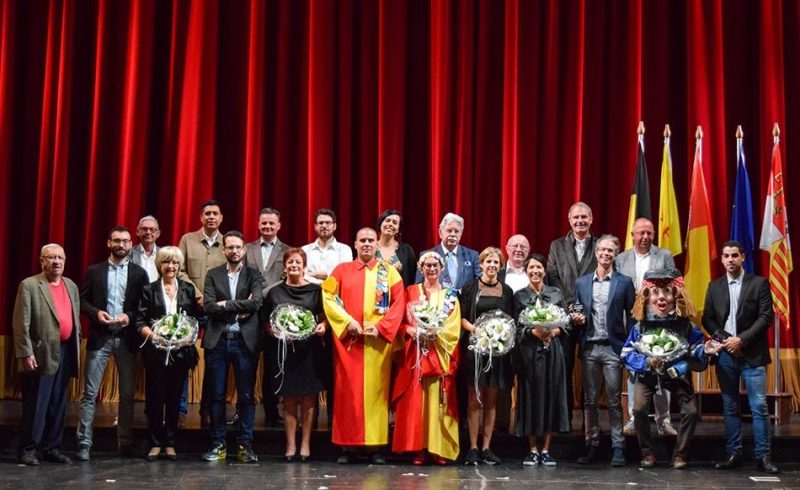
[{"x1": 2, "y1": 0, "x2": 799, "y2": 357}]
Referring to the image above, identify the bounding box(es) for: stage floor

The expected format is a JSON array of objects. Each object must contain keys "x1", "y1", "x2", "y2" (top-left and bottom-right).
[{"x1": 1, "y1": 401, "x2": 798, "y2": 488}]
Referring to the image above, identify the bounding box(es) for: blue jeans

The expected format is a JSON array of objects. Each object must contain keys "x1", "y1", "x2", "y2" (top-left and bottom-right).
[
  {"x1": 205, "y1": 337, "x2": 258, "y2": 447},
  {"x1": 77, "y1": 336, "x2": 137, "y2": 449},
  {"x1": 716, "y1": 351, "x2": 771, "y2": 458}
]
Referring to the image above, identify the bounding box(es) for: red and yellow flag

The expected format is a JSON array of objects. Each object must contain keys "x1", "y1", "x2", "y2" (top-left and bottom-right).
[
  {"x1": 759, "y1": 125, "x2": 793, "y2": 329},
  {"x1": 684, "y1": 127, "x2": 716, "y2": 322}
]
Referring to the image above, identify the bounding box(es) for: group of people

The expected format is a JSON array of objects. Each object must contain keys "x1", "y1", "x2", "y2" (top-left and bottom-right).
[{"x1": 12, "y1": 200, "x2": 779, "y2": 474}]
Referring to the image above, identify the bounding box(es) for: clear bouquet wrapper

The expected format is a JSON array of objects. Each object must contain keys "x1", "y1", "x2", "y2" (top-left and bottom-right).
[
  {"x1": 633, "y1": 326, "x2": 689, "y2": 363},
  {"x1": 517, "y1": 299, "x2": 570, "y2": 331},
  {"x1": 150, "y1": 311, "x2": 199, "y2": 365},
  {"x1": 407, "y1": 298, "x2": 448, "y2": 341},
  {"x1": 269, "y1": 303, "x2": 317, "y2": 341},
  {"x1": 468, "y1": 309, "x2": 516, "y2": 357}
]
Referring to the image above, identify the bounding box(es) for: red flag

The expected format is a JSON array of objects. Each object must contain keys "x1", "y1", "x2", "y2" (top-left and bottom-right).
[{"x1": 759, "y1": 125, "x2": 793, "y2": 328}]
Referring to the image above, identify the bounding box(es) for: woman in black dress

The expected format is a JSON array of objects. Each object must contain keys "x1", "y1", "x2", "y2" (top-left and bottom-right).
[
  {"x1": 136, "y1": 246, "x2": 201, "y2": 461},
  {"x1": 262, "y1": 248, "x2": 326, "y2": 461},
  {"x1": 375, "y1": 209, "x2": 417, "y2": 286},
  {"x1": 458, "y1": 247, "x2": 515, "y2": 465},
  {"x1": 513, "y1": 253, "x2": 570, "y2": 466}
]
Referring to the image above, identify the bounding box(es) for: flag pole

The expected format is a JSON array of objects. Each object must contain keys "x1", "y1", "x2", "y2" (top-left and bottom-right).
[
  {"x1": 772, "y1": 123, "x2": 781, "y2": 422},
  {"x1": 694, "y1": 125, "x2": 703, "y2": 394}
]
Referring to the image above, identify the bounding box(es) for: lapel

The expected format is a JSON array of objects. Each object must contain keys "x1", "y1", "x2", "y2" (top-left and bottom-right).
[
  {"x1": 253, "y1": 241, "x2": 266, "y2": 271},
  {"x1": 233, "y1": 266, "x2": 248, "y2": 300},
  {"x1": 564, "y1": 234, "x2": 580, "y2": 280},
  {"x1": 100, "y1": 262, "x2": 109, "y2": 304},
  {"x1": 264, "y1": 239, "x2": 281, "y2": 274},
  {"x1": 37, "y1": 275, "x2": 59, "y2": 320},
  {"x1": 606, "y1": 273, "x2": 619, "y2": 323},
  {"x1": 582, "y1": 275, "x2": 593, "y2": 313},
  {"x1": 735, "y1": 273, "x2": 752, "y2": 319},
  {"x1": 152, "y1": 281, "x2": 167, "y2": 316},
  {"x1": 125, "y1": 263, "x2": 138, "y2": 305},
  {"x1": 718, "y1": 277, "x2": 731, "y2": 319},
  {"x1": 576, "y1": 235, "x2": 595, "y2": 276}
]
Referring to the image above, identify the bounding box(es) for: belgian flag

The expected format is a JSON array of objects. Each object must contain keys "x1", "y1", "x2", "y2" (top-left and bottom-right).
[{"x1": 624, "y1": 132, "x2": 652, "y2": 250}]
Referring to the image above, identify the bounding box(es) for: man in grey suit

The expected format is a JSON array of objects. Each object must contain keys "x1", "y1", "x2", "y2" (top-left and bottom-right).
[
  {"x1": 130, "y1": 215, "x2": 161, "y2": 283},
  {"x1": 546, "y1": 201, "x2": 598, "y2": 424},
  {"x1": 244, "y1": 207, "x2": 290, "y2": 426},
  {"x1": 13, "y1": 244, "x2": 81, "y2": 465},
  {"x1": 615, "y1": 218, "x2": 678, "y2": 436}
]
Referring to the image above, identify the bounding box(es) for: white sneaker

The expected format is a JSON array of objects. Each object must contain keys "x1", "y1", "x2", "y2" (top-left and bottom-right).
[
  {"x1": 623, "y1": 418, "x2": 635, "y2": 436},
  {"x1": 658, "y1": 420, "x2": 677, "y2": 436}
]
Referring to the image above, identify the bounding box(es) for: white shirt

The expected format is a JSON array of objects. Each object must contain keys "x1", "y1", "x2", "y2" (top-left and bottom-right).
[
  {"x1": 574, "y1": 238, "x2": 588, "y2": 262},
  {"x1": 202, "y1": 231, "x2": 219, "y2": 248},
  {"x1": 503, "y1": 265, "x2": 528, "y2": 292},
  {"x1": 136, "y1": 245, "x2": 159, "y2": 282},
  {"x1": 724, "y1": 270, "x2": 745, "y2": 336},
  {"x1": 160, "y1": 280, "x2": 178, "y2": 315},
  {"x1": 259, "y1": 238, "x2": 276, "y2": 268},
  {"x1": 302, "y1": 238, "x2": 353, "y2": 284},
  {"x1": 633, "y1": 250, "x2": 652, "y2": 290}
]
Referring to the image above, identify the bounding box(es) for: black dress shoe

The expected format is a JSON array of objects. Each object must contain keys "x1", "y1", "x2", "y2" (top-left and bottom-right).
[
  {"x1": 714, "y1": 453, "x2": 743, "y2": 470},
  {"x1": 43, "y1": 450, "x2": 71, "y2": 463},
  {"x1": 757, "y1": 456, "x2": 779, "y2": 474},
  {"x1": 576, "y1": 445, "x2": 598, "y2": 465},
  {"x1": 369, "y1": 453, "x2": 386, "y2": 465},
  {"x1": 284, "y1": 455, "x2": 295, "y2": 463},
  {"x1": 18, "y1": 451, "x2": 40, "y2": 466}
]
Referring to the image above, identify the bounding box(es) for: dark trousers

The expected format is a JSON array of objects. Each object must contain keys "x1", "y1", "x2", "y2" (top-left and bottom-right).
[
  {"x1": 143, "y1": 352, "x2": 189, "y2": 448},
  {"x1": 261, "y1": 336, "x2": 280, "y2": 421},
  {"x1": 20, "y1": 342, "x2": 71, "y2": 453},
  {"x1": 560, "y1": 327, "x2": 581, "y2": 423},
  {"x1": 634, "y1": 375, "x2": 697, "y2": 460},
  {"x1": 206, "y1": 337, "x2": 258, "y2": 447}
]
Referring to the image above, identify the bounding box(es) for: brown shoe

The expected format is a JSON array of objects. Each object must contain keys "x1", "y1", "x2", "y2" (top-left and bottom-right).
[
  {"x1": 672, "y1": 456, "x2": 687, "y2": 469},
  {"x1": 640, "y1": 454, "x2": 656, "y2": 468}
]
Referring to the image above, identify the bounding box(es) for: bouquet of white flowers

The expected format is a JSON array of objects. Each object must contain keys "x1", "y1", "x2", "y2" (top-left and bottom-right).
[
  {"x1": 150, "y1": 311, "x2": 199, "y2": 365},
  {"x1": 407, "y1": 298, "x2": 448, "y2": 340},
  {"x1": 518, "y1": 299, "x2": 570, "y2": 330},
  {"x1": 269, "y1": 304, "x2": 317, "y2": 341},
  {"x1": 634, "y1": 326, "x2": 689, "y2": 363},
  {"x1": 469, "y1": 310, "x2": 516, "y2": 357}
]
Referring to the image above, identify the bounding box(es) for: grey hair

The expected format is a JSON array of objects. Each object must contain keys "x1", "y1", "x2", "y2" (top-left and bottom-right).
[
  {"x1": 137, "y1": 215, "x2": 160, "y2": 228},
  {"x1": 567, "y1": 201, "x2": 593, "y2": 218},
  {"x1": 438, "y1": 212, "x2": 464, "y2": 231},
  {"x1": 40, "y1": 243, "x2": 63, "y2": 257}
]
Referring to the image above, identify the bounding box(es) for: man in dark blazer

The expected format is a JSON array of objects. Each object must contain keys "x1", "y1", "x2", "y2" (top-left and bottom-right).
[
  {"x1": 546, "y1": 201, "x2": 598, "y2": 424},
  {"x1": 702, "y1": 240, "x2": 778, "y2": 474},
  {"x1": 572, "y1": 234, "x2": 635, "y2": 467},
  {"x1": 244, "y1": 207, "x2": 289, "y2": 426},
  {"x1": 13, "y1": 244, "x2": 81, "y2": 465},
  {"x1": 415, "y1": 212, "x2": 481, "y2": 291},
  {"x1": 76, "y1": 226, "x2": 148, "y2": 461},
  {"x1": 201, "y1": 231, "x2": 264, "y2": 463}
]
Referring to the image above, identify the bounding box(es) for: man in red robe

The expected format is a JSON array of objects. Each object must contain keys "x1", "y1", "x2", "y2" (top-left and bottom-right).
[{"x1": 322, "y1": 227, "x2": 405, "y2": 464}]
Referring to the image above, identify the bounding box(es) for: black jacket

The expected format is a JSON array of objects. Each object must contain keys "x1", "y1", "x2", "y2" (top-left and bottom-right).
[{"x1": 202, "y1": 264, "x2": 264, "y2": 354}]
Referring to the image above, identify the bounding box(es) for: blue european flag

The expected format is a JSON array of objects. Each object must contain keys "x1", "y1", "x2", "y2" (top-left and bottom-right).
[{"x1": 730, "y1": 137, "x2": 755, "y2": 272}]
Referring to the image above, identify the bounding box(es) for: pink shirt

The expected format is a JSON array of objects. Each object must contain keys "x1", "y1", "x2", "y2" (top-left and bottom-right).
[{"x1": 49, "y1": 281, "x2": 74, "y2": 342}]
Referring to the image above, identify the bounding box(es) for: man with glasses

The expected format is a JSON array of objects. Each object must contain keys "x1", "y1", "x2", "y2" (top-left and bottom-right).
[
  {"x1": 302, "y1": 208, "x2": 353, "y2": 284},
  {"x1": 14, "y1": 244, "x2": 81, "y2": 465},
  {"x1": 201, "y1": 231, "x2": 264, "y2": 462},
  {"x1": 76, "y1": 226, "x2": 149, "y2": 460},
  {"x1": 130, "y1": 215, "x2": 161, "y2": 282},
  {"x1": 500, "y1": 234, "x2": 531, "y2": 292}
]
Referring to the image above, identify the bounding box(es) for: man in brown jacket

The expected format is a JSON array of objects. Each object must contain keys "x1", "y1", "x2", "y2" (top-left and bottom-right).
[{"x1": 13, "y1": 243, "x2": 81, "y2": 465}]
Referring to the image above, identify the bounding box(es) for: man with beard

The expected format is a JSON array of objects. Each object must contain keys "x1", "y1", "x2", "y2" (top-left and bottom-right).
[
  {"x1": 201, "y1": 231, "x2": 264, "y2": 462},
  {"x1": 322, "y1": 228, "x2": 405, "y2": 464},
  {"x1": 546, "y1": 202, "x2": 598, "y2": 428},
  {"x1": 76, "y1": 226, "x2": 148, "y2": 460},
  {"x1": 14, "y1": 244, "x2": 81, "y2": 465},
  {"x1": 302, "y1": 208, "x2": 353, "y2": 284}
]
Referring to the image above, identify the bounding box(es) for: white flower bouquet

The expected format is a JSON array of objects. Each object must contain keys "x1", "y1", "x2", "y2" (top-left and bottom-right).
[
  {"x1": 517, "y1": 299, "x2": 570, "y2": 330},
  {"x1": 407, "y1": 298, "x2": 448, "y2": 340},
  {"x1": 468, "y1": 309, "x2": 516, "y2": 357},
  {"x1": 269, "y1": 303, "x2": 317, "y2": 341},
  {"x1": 150, "y1": 311, "x2": 199, "y2": 365},
  {"x1": 634, "y1": 326, "x2": 689, "y2": 363}
]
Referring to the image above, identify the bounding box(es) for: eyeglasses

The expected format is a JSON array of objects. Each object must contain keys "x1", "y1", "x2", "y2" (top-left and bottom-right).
[
  {"x1": 316, "y1": 220, "x2": 334, "y2": 226},
  {"x1": 110, "y1": 239, "x2": 131, "y2": 245},
  {"x1": 422, "y1": 263, "x2": 441, "y2": 269},
  {"x1": 225, "y1": 245, "x2": 244, "y2": 251},
  {"x1": 43, "y1": 255, "x2": 65, "y2": 261},
  {"x1": 138, "y1": 227, "x2": 159, "y2": 232}
]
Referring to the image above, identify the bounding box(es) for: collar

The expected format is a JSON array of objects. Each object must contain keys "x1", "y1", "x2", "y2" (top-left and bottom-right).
[
  {"x1": 260, "y1": 237, "x2": 277, "y2": 247},
  {"x1": 593, "y1": 270, "x2": 613, "y2": 281},
  {"x1": 506, "y1": 264, "x2": 525, "y2": 274},
  {"x1": 442, "y1": 245, "x2": 459, "y2": 257},
  {"x1": 202, "y1": 230, "x2": 219, "y2": 243},
  {"x1": 136, "y1": 243, "x2": 158, "y2": 256},
  {"x1": 634, "y1": 248, "x2": 652, "y2": 258},
  {"x1": 313, "y1": 237, "x2": 337, "y2": 250},
  {"x1": 726, "y1": 270, "x2": 745, "y2": 283},
  {"x1": 107, "y1": 257, "x2": 129, "y2": 268},
  {"x1": 355, "y1": 258, "x2": 379, "y2": 270},
  {"x1": 226, "y1": 263, "x2": 244, "y2": 274}
]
